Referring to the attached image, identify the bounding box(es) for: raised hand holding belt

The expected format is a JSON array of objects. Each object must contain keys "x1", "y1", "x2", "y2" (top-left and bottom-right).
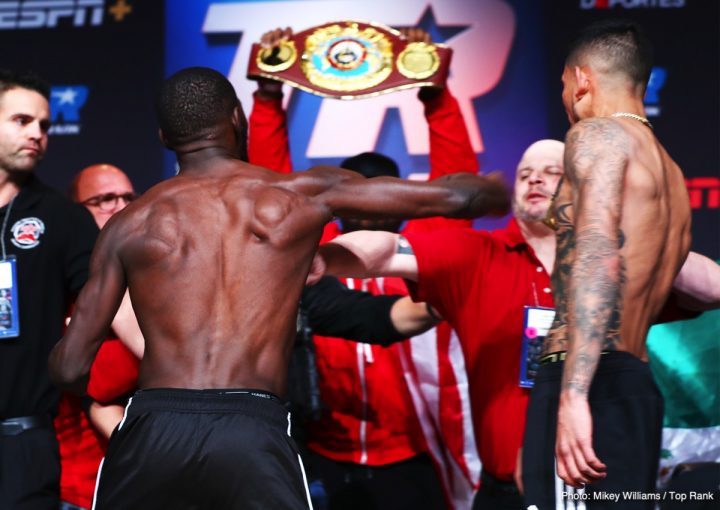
[{"x1": 247, "y1": 20, "x2": 452, "y2": 100}]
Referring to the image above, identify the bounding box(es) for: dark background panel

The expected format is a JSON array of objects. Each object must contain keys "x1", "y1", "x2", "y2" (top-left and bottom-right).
[
  {"x1": 0, "y1": 0, "x2": 165, "y2": 194},
  {"x1": 541, "y1": 0, "x2": 719, "y2": 257}
]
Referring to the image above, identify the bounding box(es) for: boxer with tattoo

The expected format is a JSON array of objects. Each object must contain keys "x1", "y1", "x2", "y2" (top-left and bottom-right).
[{"x1": 521, "y1": 20, "x2": 691, "y2": 508}]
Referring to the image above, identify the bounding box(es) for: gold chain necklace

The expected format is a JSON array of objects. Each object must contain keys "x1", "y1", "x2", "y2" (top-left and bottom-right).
[{"x1": 611, "y1": 112, "x2": 653, "y2": 129}]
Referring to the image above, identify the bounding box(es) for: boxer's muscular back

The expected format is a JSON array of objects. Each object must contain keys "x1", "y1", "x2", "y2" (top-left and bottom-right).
[
  {"x1": 112, "y1": 165, "x2": 329, "y2": 395},
  {"x1": 613, "y1": 121, "x2": 691, "y2": 357},
  {"x1": 548, "y1": 118, "x2": 691, "y2": 359}
]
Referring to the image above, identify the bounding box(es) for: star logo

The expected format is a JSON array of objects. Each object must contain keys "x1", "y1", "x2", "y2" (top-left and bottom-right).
[
  {"x1": 397, "y1": 6, "x2": 469, "y2": 44},
  {"x1": 51, "y1": 88, "x2": 78, "y2": 105}
]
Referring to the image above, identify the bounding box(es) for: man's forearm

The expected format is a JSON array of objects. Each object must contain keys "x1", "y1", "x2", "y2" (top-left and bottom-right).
[
  {"x1": 429, "y1": 173, "x2": 510, "y2": 219},
  {"x1": 390, "y1": 297, "x2": 440, "y2": 337},
  {"x1": 672, "y1": 251, "x2": 720, "y2": 310},
  {"x1": 319, "y1": 231, "x2": 402, "y2": 279},
  {"x1": 111, "y1": 291, "x2": 144, "y2": 359}
]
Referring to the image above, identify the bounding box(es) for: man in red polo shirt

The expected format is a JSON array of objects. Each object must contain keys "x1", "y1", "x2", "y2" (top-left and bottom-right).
[{"x1": 315, "y1": 139, "x2": 563, "y2": 509}]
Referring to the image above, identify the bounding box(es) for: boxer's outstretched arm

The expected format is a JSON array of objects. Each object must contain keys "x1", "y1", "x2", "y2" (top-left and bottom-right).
[
  {"x1": 291, "y1": 166, "x2": 509, "y2": 221},
  {"x1": 49, "y1": 226, "x2": 127, "y2": 395}
]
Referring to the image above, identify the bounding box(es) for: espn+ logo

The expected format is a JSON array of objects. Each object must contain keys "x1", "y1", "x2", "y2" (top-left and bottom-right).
[
  {"x1": 0, "y1": 0, "x2": 104, "y2": 30},
  {"x1": 580, "y1": 0, "x2": 684, "y2": 8}
]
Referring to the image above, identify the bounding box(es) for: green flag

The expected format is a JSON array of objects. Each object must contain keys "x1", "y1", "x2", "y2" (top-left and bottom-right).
[{"x1": 648, "y1": 305, "x2": 720, "y2": 484}]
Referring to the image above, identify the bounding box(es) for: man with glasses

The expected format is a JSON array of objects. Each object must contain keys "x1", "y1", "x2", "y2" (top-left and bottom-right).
[
  {"x1": 55, "y1": 163, "x2": 141, "y2": 510},
  {"x1": 71, "y1": 164, "x2": 136, "y2": 228}
]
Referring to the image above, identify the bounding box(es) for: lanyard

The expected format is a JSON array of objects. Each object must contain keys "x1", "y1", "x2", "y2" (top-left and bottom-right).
[{"x1": 0, "y1": 195, "x2": 16, "y2": 261}]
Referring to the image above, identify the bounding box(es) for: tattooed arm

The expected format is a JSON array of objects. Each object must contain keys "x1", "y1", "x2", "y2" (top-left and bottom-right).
[{"x1": 556, "y1": 119, "x2": 629, "y2": 487}]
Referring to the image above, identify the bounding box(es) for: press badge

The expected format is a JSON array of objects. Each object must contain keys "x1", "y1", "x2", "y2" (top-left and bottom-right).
[
  {"x1": 0, "y1": 256, "x2": 20, "y2": 339},
  {"x1": 519, "y1": 306, "x2": 555, "y2": 388}
]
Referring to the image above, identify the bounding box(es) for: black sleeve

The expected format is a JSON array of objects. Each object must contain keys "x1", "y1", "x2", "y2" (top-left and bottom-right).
[
  {"x1": 64, "y1": 202, "x2": 99, "y2": 295},
  {"x1": 301, "y1": 276, "x2": 406, "y2": 346}
]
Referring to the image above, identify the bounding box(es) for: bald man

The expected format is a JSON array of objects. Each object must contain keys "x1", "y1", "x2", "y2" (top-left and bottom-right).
[
  {"x1": 57, "y1": 163, "x2": 141, "y2": 510},
  {"x1": 314, "y1": 139, "x2": 563, "y2": 509},
  {"x1": 71, "y1": 164, "x2": 136, "y2": 228}
]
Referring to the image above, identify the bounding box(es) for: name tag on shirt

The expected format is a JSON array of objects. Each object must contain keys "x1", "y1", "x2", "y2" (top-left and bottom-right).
[
  {"x1": 0, "y1": 257, "x2": 20, "y2": 339},
  {"x1": 519, "y1": 306, "x2": 555, "y2": 388}
]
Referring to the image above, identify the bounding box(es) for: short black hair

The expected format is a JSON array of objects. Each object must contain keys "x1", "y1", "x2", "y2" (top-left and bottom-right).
[
  {"x1": 0, "y1": 69, "x2": 50, "y2": 100},
  {"x1": 566, "y1": 19, "x2": 653, "y2": 89},
  {"x1": 156, "y1": 67, "x2": 238, "y2": 144},
  {"x1": 340, "y1": 152, "x2": 399, "y2": 179}
]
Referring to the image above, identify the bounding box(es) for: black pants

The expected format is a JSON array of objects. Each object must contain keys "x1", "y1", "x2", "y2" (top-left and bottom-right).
[
  {"x1": 522, "y1": 351, "x2": 663, "y2": 509},
  {"x1": 471, "y1": 471, "x2": 523, "y2": 510},
  {"x1": 0, "y1": 424, "x2": 60, "y2": 510},
  {"x1": 306, "y1": 450, "x2": 447, "y2": 510},
  {"x1": 94, "y1": 388, "x2": 312, "y2": 510}
]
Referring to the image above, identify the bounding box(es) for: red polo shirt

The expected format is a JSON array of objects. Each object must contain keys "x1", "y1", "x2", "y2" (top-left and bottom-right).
[{"x1": 405, "y1": 219, "x2": 554, "y2": 481}]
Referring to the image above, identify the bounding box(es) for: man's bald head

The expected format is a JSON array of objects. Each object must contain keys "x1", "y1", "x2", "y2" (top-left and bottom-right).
[
  {"x1": 72, "y1": 164, "x2": 135, "y2": 228},
  {"x1": 513, "y1": 140, "x2": 565, "y2": 224}
]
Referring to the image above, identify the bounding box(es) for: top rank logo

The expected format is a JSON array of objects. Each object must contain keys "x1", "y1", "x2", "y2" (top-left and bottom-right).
[
  {"x1": 580, "y1": 0, "x2": 684, "y2": 8},
  {"x1": 0, "y1": 0, "x2": 104, "y2": 30}
]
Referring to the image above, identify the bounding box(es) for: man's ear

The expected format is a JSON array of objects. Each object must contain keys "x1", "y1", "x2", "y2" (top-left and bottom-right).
[
  {"x1": 231, "y1": 105, "x2": 241, "y2": 130},
  {"x1": 574, "y1": 66, "x2": 591, "y2": 102}
]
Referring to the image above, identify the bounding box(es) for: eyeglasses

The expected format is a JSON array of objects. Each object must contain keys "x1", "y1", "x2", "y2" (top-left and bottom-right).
[{"x1": 81, "y1": 192, "x2": 137, "y2": 211}]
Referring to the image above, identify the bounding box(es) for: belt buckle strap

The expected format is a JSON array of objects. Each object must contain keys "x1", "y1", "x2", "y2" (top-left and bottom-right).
[
  {"x1": 540, "y1": 351, "x2": 610, "y2": 365},
  {"x1": 539, "y1": 351, "x2": 567, "y2": 364}
]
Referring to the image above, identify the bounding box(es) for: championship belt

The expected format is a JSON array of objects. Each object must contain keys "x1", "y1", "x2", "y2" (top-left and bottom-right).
[{"x1": 247, "y1": 20, "x2": 452, "y2": 99}]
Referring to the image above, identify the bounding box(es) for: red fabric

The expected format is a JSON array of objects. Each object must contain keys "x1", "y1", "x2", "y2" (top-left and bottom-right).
[
  {"x1": 86, "y1": 339, "x2": 140, "y2": 404},
  {"x1": 404, "y1": 88, "x2": 477, "y2": 234},
  {"x1": 248, "y1": 92, "x2": 292, "y2": 174},
  {"x1": 55, "y1": 339, "x2": 139, "y2": 507},
  {"x1": 55, "y1": 393, "x2": 106, "y2": 509},
  {"x1": 405, "y1": 219, "x2": 555, "y2": 481},
  {"x1": 248, "y1": 86, "x2": 478, "y2": 473},
  {"x1": 309, "y1": 276, "x2": 430, "y2": 465}
]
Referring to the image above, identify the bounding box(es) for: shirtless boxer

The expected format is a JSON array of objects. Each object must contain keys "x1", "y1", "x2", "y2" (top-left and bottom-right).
[
  {"x1": 48, "y1": 67, "x2": 508, "y2": 510},
  {"x1": 521, "y1": 20, "x2": 692, "y2": 508}
]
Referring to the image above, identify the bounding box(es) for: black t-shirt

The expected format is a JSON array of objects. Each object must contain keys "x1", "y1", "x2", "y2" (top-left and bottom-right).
[{"x1": 0, "y1": 176, "x2": 98, "y2": 419}]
